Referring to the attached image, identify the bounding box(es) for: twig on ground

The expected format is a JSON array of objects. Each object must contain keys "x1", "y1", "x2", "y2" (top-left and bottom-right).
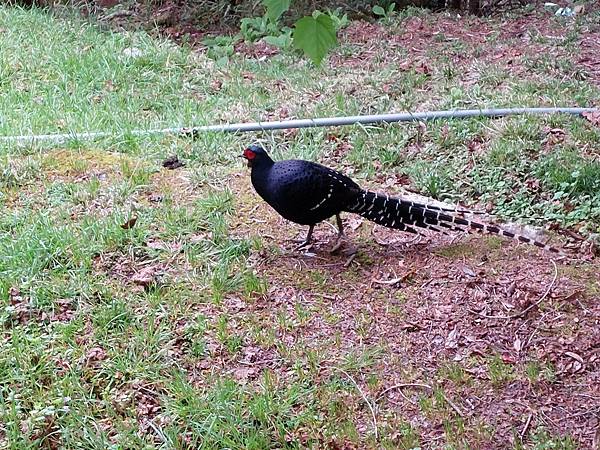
[
  {"x1": 469, "y1": 260, "x2": 558, "y2": 320},
  {"x1": 324, "y1": 221, "x2": 338, "y2": 234},
  {"x1": 377, "y1": 383, "x2": 464, "y2": 417},
  {"x1": 439, "y1": 392, "x2": 465, "y2": 417},
  {"x1": 520, "y1": 413, "x2": 533, "y2": 440},
  {"x1": 396, "y1": 388, "x2": 418, "y2": 405},
  {"x1": 328, "y1": 367, "x2": 378, "y2": 440},
  {"x1": 376, "y1": 383, "x2": 433, "y2": 401},
  {"x1": 372, "y1": 277, "x2": 403, "y2": 285},
  {"x1": 344, "y1": 253, "x2": 357, "y2": 267}
]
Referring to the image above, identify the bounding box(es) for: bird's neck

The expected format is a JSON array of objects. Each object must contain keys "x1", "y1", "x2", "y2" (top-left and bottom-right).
[
  {"x1": 250, "y1": 158, "x2": 275, "y2": 173},
  {"x1": 249, "y1": 159, "x2": 275, "y2": 199}
]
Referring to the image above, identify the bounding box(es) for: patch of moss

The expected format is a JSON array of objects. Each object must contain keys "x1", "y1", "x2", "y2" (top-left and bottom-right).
[
  {"x1": 435, "y1": 242, "x2": 478, "y2": 259},
  {"x1": 42, "y1": 149, "x2": 133, "y2": 177}
]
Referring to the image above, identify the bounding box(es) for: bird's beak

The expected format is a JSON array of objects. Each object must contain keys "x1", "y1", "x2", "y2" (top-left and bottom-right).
[{"x1": 239, "y1": 154, "x2": 251, "y2": 168}]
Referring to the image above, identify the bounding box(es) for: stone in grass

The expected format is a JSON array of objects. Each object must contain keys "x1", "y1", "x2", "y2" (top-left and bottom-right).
[
  {"x1": 162, "y1": 155, "x2": 186, "y2": 170},
  {"x1": 131, "y1": 265, "x2": 165, "y2": 291}
]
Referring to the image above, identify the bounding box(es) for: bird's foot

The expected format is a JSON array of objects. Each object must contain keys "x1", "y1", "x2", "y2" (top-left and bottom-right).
[
  {"x1": 329, "y1": 237, "x2": 344, "y2": 254},
  {"x1": 294, "y1": 240, "x2": 314, "y2": 251},
  {"x1": 329, "y1": 235, "x2": 357, "y2": 255}
]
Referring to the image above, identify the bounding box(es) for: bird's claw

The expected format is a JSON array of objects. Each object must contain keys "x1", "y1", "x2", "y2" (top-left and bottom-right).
[
  {"x1": 329, "y1": 237, "x2": 344, "y2": 254},
  {"x1": 295, "y1": 240, "x2": 313, "y2": 251},
  {"x1": 329, "y1": 233, "x2": 353, "y2": 254}
]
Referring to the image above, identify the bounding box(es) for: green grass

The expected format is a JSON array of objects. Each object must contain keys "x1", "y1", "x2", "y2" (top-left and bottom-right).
[{"x1": 1, "y1": 4, "x2": 599, "y2": 449}]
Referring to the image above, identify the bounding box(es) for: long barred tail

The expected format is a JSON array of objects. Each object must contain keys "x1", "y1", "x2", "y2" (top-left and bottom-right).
[{"x1": 345, "y1": 190, "x2": 561, "y2": 254}]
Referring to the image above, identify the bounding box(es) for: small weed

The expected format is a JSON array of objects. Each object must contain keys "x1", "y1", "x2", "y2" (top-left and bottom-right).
[
  {"x1": 536, "y1": 150, "x2": 600, "y2": 197},
  {"x1": 527, "y1": 427, "x2": 578, "y2": 450},
  {"x1": 294, "y1": 302, "x2": 312, "y2": 325},
  {"x1": 439, "y1": 362, "x2": 472, "y2": 386},
  {"x1": 381, "y1": 421, "x2": 421, "y2": 449},
  {"x1": 308, "y1": 269, "x2": 327, "y2": 288},
  {"x1": 203, "y1": 35, "x2": 237, "y2": 65},
  {"x1": 185, "y1": 314, "x2": 208, "y2": 357},
  {"x1": 523, "y1": 359, "x2": 557, "y2": 384},
  {"x1": 404, "y1": 160, "x2": 452, "y2": 199},
  {"x1": 443, "y1": 416, "x2": 468, "y2": 447},
  {"x1": 355, "y1": 311, "x2": 373, "y2": 339},
  {"x1": 373, "y1": 2, "x2": 396, "y2": 22},
  {"x1": 0, "y1": 156, "x2": 43, "y2": 188},
  {"x1": 488, "y1": 355, "x2": 515, "y2": 386},
  {"x1": 243, "y1": 270, "x2": 268, "y2": 298},
  {"x1": 215, "y1": 314, "x2": 242, "y2": 354},
  {"x1": 341, "y1": 347, "x2": 383, "y2": 373}
]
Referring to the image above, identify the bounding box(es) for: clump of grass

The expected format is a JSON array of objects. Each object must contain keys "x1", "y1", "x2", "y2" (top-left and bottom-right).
[
  {"x1": 488, "y1": 355, "x2": 515, "y2": 386},
  {"x1": 0, "y1": 156, "x2": 44, "y2": 188},
  {"x1": 536, "y1": 149, "x2": 600, "y2": 197},
  {"x1": 438, "y1": 362, "x2": 472, "y2": 386}
]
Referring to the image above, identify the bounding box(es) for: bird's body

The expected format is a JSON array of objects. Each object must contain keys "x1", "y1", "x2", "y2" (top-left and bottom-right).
[
  {"x1": 242, "y1": 145, "x2": 560, "y2": 254},
  {"x1": 250, "y1": 158, "x2": 360, "y2": 226}
]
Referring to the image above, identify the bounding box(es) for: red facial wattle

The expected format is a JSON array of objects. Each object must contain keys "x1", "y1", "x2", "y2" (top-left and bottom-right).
[{"x1": 243, "y1": 148, "x2": 256, "y2": 160}]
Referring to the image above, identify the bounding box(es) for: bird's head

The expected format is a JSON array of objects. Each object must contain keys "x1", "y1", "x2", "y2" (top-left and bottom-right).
[{"x1": 241, "y1": 144, "x2": 272, "y2": 168}]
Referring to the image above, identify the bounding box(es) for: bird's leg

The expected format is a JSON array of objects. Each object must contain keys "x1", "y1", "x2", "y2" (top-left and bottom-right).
[
  {"x1": 295, "y1": 224, "x2": 314, "y2": 250},
  {"x1": 336, "y1": 214, "x2": 344, "y2": 238},
  {"x1": 330, "y1": 214, "x2": 345, "y2": 253}
]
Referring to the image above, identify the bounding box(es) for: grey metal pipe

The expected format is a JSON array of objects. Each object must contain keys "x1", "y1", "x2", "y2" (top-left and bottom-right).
[{"x1": 0, "y1": 107, "x2": 597, "y2": 145}]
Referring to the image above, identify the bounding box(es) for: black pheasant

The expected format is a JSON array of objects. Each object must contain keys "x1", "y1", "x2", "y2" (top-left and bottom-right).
[{"x1": 242, "y1": 144, "x2": 559, "y2": 253}]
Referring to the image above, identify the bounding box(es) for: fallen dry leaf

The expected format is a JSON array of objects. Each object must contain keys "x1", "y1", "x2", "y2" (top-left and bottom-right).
[
  {"x1": 232, "y1": 366, "x2": 258, "y2": 383},
  {"x1": 121, "y1": 216, "x2": 137, "y2": 229},
  {"x1": 346, "y1": 216, "x2": 364, "y2": 231},
  {"x1": 564, "y1": 351, "x2": 584, "y2": 364},
  {"x1": 85, "y1": 346, "x2": 107, "y2": 363},
  {"x1": 582, "y1": 111, "x2": 600, "y2": 126},
  {"x1": 459, "y1": 264, "x2": 476, "y2": 277},
  {"x1": 131, "y1": 265, "x2": 162, "y2": 287},
  {"x1": 9, "y1": 286, "x2": 21, "y2": 303},
  {"x1": 513, "y1": 337, "x2": 523, "y2": 353},
  {"x1": 445, "y1": 326, "x2": 460, "y2": 349}
]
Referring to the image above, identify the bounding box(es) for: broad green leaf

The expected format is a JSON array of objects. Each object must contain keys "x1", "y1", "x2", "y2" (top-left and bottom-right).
[
  {"x1": 263, "y1": 34, "x2": 291, "y2": 48},
  {"x1": 373, "y1": 5, "x2": 385, "y2": 16},
  {"x1": 263, "y1": 0, "x2": 290, "y2": 22},
  {"x1": 292, "y1": 14, "x2": 337, "y2": 66}
]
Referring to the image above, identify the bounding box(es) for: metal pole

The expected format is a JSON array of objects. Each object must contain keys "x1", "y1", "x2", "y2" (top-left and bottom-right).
[{"x1": 1, "y1": 107, "x2": 597, "y2": 145}]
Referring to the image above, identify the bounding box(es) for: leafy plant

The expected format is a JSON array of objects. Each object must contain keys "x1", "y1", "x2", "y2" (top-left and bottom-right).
[
  {"x1": 325, "y1": 7, "x2": 350, "y2": 31},
  {"x1": 240, "y1": 15, "x2": 290, "y2": 44},
  {"x1": 292, "y1": 11, "x2": 337, "y2": 66},
  {"x1": 236, "y1": 0, "x2": 339, "y2": 66},
  {"x1": 263, "y1": 0, "x2": 290, "y2": 22},
  {"x1": 263, "y1": 32, "x2": 292, "y2": 48},
  {"x1": 203, "y1": 35, "x2": 237, "y2": 65},
  {"x1": 373, "y1": 2, "x2": 396, "y2": 19}
]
